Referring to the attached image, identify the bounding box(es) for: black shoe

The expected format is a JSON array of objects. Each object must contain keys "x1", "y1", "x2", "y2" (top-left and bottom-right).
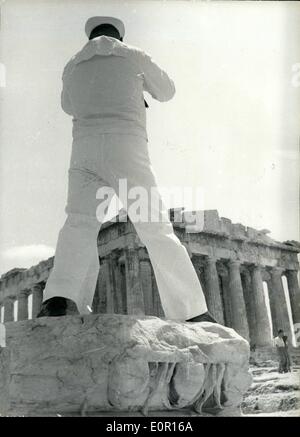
[
  {"x1": 37, "y1": 297, "x2": 70, "y2": 318},
  {"x1": 186, "y1": 311, "x2": 218, "y2": 324}
]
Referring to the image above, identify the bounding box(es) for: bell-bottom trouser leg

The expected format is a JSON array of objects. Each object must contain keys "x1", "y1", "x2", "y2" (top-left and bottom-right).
[{"x1": 43, "y1": 133, "x2": 208, "y2": 320}]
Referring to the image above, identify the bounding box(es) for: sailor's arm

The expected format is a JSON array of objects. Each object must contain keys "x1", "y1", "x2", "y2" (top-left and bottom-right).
[
  {"x1": 61, "y1": 62, "x2": 74, "y2": 116},
  {"x1": 139, "y1": 52, "x2": 176, "y2": 102},
  {"x1": 61, "y1": 86, "x2": 73, "y2": 116}
]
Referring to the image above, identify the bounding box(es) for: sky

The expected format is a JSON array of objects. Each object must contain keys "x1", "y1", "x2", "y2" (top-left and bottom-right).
[{"x1": 0, "y1": 0, "x2": 299, "y2": 275}]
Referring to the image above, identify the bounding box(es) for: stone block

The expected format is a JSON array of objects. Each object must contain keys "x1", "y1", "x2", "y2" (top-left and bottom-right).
[
  {"x1": 203, "y1": 210, "x2": 221, "y2": 233},
  {"x1": 232, "y1": 223, "x2": 247, "y2": 239},
  {"x1": 0, "y1": 314, "x2": 252, "y2": 416},
  {"x1": 220, "y1": 217, "x2": 232, "y2": 235}
]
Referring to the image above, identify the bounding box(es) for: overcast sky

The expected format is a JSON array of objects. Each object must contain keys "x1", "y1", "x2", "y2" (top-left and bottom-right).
[{"x1": 0, "y1": 0, "x2": 299, "y2": 275}]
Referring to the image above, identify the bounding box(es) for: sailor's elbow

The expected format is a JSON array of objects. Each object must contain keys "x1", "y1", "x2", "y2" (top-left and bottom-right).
[
  {"x1": 61, "y1": 103, "x2": 73, "y2": 116},
  {"x1": 157, "y1": 81, "x2": 176, "y2": 102},
  {"x1": 61, "y1": 98, "x2": 73, "y2": 116}
]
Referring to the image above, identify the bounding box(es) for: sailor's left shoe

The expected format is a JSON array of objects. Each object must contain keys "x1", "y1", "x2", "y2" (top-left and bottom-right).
[{"x1": 186, "y1": 311, "x2": 218, "y2": 324}]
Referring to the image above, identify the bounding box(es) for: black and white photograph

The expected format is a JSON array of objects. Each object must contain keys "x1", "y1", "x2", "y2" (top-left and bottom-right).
[{"x1": 0, "y1": 0, "x2": 299, "y2": 420}]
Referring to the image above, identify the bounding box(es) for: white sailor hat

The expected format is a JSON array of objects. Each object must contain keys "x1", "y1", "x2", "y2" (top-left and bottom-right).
[{"x1": 85, "y1": 16, "x2": 125, "y2": 39}]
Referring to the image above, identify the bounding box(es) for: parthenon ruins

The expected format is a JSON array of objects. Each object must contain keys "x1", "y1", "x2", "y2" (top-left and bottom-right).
[{"x1": 0, "y1": 209, "x2": 300, "y2": 349}]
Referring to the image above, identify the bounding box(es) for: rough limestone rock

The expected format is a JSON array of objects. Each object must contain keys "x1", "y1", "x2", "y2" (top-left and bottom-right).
[
  {"x1": 0, "y1": 314, "x2": 252, "y2": 416},
  {"x1": 242, "y1": 366, "x2": 300, "y2": 416}
]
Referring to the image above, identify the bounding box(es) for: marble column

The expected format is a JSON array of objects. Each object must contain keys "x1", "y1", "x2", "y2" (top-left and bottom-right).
[
  {"x1": 31, "y1": 283, "x2": 44, "y2": 318},
  {"x1": 151, "y1": 267, "x2": 165, "y2": 317},
  {"x1": 286, "y1": 269, "x2": 300, "y2": 325},
  {"x1": 102, "y1": 256, "x2": 114, "y2": 313},
  {"x1": 218, "y1": 271, "x2": 232, "y2": 327},
  {"x1": 4, "y1": 297, "x2": 15, "y2": 323},
  {"x1": 203, "y1": 256, "x2": 224, "y2": 324},
  {"x1": 269, "y1": 267, "x2": 292, "y2": 338},
  {"x1": 251, "y1": 265, "x2": 272, "y2": 346},
  {"x1": 266, "y1": 278, "x2": 278, "y2": 336},
  {"x1": 96, "y1": 262, "x2": 107, "y2": 313},
  {"x1": 17, "y1": 290, "x2": 29, "y2": 321},
  {"x1": 140, "y1": 258, "x2": 154, "y2": 315},
  {"x1": 124, "y1": 247, "x2": 145, "y2": 315},
  {"x1": 241, "y1": 269, "x2": 257, "y2": 346},
  {"x1": 228, "y1": 260, "x2": 250, "y2": 340},
  {"x1": 0, "y1": 304, "x2": 3, "y2": 323},
  {"x1": 112, "y1": 254, "x2": 125, "y2": 314}
]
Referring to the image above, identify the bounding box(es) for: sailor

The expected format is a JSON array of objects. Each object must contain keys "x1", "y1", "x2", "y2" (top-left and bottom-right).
[{"x1": 38, "y1": 16, "x2": 216, "y2": 323}]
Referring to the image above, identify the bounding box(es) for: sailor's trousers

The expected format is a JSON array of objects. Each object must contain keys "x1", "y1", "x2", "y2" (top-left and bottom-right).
[{"x1": 43, "y1": 132, "x2": 207, "y2": 320}]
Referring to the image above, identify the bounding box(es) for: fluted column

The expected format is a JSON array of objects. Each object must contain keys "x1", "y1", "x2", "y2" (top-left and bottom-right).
[
  {"x1": 96, "y1": 262, "x2": 107, "y2": 313},
  {"x1": 251, "y1": 265, "x2": 272, "y2": 346},
  {"x1": 151, "y1": 266, "x2": 164, "y2": 317},
  {"x1": 4, "y1": 297, "x2": 15, "y2": 323},
  {"x1": 114, "y1": 255, "x2": 126, "y2": 314},
  {"x1": 228, "y1": 260, "x2": 250, "y2": 340},
  {"x1": 242, "y1": 269, "x2": 257, "y2": 346},
  {"x1": 102, "y1": 256, "x2": 114, "y2": 313},
  {"x1": 124, "y1": 247, "x2": 145, "y2": 315},
  {"x1": 203, "y1": 257, "x2": 224, "y2": 324},
  {"x1": 140, "y1": 258, "x2": 154, "y2": 315},
  {"x1": 286, "y1": 269, "x2": 300, "y2": 325},
  {"x1": 17, "y1": 290, "x2": 29, "y2": 321},
  {"x1": 269, "y1": 267, "x2": 292, "y2": 337},
  {"x1": 31, "y1": 283, "x2": 44, "y2": 318}
]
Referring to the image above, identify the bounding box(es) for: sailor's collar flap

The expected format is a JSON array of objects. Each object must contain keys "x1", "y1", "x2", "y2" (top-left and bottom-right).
[{"x1": 73, "y1": 36, "x2": 127, "y2": 65}]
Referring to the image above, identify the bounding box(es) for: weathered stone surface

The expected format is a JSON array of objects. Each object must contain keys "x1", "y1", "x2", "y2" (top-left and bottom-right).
[
  {"x1": 242, "y1": 366, "x2": 300, "y2": 416},
  {"x1": 0, "y1": 314, "x2": 251, "y2": 416},
  {"x1": 0, "y1": 346, "x2": 10, "y2": 414}
]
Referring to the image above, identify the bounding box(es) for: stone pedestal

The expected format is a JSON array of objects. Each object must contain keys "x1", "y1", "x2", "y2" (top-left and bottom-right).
[
  {"x1": 0, "y1": 314, "x2": 252, "y2": 417},
  {"x1": 228, "y1": 261, "x2": 250, "y2": 341}
]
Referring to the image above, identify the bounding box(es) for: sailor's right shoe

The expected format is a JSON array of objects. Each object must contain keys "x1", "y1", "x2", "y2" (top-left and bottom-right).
[{"x1": 37, "y1": 297, "x2": 73, "y2": 318}]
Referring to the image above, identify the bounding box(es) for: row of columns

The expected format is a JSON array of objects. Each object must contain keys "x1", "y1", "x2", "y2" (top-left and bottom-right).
[
  {"x1": 97, "y1": 250, "x2": 164, "y2": 317},
  {"x1": 0, "y1": 282, "x2": 44, "y2": 323},
  {"x1": 97, "y1": 249, "x2": 300, "y2": 348},
  {"x1": 1, "y1": 250, "x2": 300, "y2": 350},
  {"x1": 200, "y1": 257, "x2": 300, "y2": 346}
]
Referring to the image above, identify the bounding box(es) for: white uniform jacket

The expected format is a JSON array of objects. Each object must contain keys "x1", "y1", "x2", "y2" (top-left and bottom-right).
[{"x1": 61, "y1": 35, "x2": 176, "y2": 141}]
